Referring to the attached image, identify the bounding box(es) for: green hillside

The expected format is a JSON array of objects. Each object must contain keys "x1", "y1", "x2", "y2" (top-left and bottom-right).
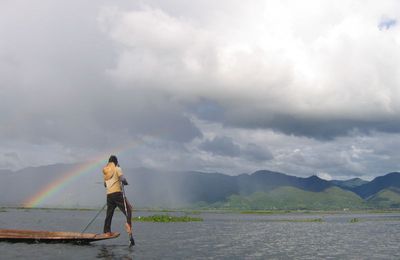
[
  {"x1": 331, "y1": 178, "x2": 368, "y2": 189},
  {"x1": 218, "y1": 186, "x2": 366, "y2": 210},
  {"x1": 367, "y1": 187, "x2": 400, "y2": 208}
]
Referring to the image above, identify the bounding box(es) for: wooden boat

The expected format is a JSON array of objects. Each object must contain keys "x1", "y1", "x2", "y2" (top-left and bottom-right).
[{"x1": 0, "y1": 229, "x2": 120, "y2": 244}]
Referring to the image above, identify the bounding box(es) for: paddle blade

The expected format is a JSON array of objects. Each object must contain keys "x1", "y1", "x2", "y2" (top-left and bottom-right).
[{"x1": 129, "y1": 235, "x2": 135, "y2": 247}]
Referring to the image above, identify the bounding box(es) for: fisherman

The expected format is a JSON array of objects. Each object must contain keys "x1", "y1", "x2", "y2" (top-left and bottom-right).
[{"x1": 103, "y1": 155, "x2": 133, "y2": 237}]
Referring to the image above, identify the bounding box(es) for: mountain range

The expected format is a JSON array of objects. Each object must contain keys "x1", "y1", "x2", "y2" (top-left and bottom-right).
[{"x1": 1, "y1": 164, "x2": 400, "y2": 210}]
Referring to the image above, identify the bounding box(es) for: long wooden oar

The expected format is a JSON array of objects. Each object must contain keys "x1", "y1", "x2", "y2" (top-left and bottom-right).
[
  {"x1": 121, "y1": 183, "x2": 135, "y2": 247},
  {"x1": 81, "y1": 203, "x2": 107, "y2": 234}
]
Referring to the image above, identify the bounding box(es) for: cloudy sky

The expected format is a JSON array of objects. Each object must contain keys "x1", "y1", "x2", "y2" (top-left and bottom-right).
[{"x1": 1, "y1": 0, "x2": 400, "y2": 180}]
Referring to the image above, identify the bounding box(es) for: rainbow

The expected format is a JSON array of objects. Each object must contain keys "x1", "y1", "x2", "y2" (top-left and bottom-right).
[{"x1": 23, "y1": 142, "x2": 138, "y2": 208}]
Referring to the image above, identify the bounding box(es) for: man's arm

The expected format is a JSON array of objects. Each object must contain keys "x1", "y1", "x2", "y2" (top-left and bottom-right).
[
  {"x1": 120, "y1": 175, "x2": 128, "y2": 185},
  {"x1": 117, "y1": 167, "x2": 129, "y2": 185}
]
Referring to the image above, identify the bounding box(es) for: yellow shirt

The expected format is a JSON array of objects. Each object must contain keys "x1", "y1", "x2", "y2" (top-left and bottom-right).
[{"x1": 103, "y1": 162, "x2": 123, "y2": 194}]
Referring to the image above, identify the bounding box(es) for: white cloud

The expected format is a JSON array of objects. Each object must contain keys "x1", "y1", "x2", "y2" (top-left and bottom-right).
[
  {"x1": 98, "y1": 1, "x2": 400, "y2": 140},
  {"x1": 317, "y1": 172, "x2": 333, "y2": 181}
]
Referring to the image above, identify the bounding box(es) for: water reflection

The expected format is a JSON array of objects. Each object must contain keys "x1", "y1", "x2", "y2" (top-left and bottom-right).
[{"x1": 96, "y1": 245, "x2": 134, "y2": 260}]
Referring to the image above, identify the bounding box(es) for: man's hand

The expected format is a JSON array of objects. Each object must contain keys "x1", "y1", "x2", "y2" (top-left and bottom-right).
[{"x1": 120, "y1": 176, "x2": 129, "y2": 185}]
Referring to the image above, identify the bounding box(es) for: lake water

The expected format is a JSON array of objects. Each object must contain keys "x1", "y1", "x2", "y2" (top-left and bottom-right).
[{"x1": 0, "y1": 208, "x2": 399, "y2": 259}]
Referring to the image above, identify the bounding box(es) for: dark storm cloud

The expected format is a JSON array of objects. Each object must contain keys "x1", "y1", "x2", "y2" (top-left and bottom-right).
[
  {"x1": 242, "y1": 143, "x2": 274, "y2": 162},
  {"x1": 0, "y1": 87, "x2": 202, "y2": 148},
  {"x1": 0, "y1": 1, "x2": 202, "y2": 150},
  {"x1": 200, "y1": 136, "x2": 241, "y2": 157},
  {"x1": 217, "y1": 110, "x2": 400, "y2": 140},
  {"x1": 0, "y1": 152, "x2": 21, "y2": 169},
  {"x1": 187, "y1": 98, "x2": 225, "y2": 121},
  {"x1": 199, "y1": 136, "x2": 273, "y2": 162},
  {"x1": 92, "y1": 89, "x2": 203, "y2": 144},
  {"x1": 184, "y1": 96, "x2": 400, "y2": 140}
]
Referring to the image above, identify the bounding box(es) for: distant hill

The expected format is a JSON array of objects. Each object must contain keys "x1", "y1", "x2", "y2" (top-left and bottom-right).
[
  {"x1": 366, "y1": 187, "x2": 400, "y2": 208},
  {"x1": 220, "y1": 186, "x2": 366, "y2": 210},
  {"x1": 128, "y1": 169, "x2": 400, "y2": 210},
  {"x1": 1, "y1": 164, "x2": 400, "y2": 209},
  {"x1": 331, "y1": 178, "x2": 368, "y2": 189},
  {"x1": 351, "y1": 172, "x2": 400, "y2": 199},
  {"x1": 129, "y1": 169, "x2": 336, "y2": 206},
  {"x1": 236, "y1": 170, "x2": 333, "y2": 194}
]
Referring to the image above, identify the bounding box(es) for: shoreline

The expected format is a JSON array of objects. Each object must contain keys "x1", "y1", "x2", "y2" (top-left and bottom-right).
[{"x1": 2, "y1": 206, "x2": 400, "y2": 215}]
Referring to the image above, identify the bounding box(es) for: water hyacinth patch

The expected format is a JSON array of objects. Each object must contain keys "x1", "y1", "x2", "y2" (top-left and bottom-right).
[
  {"x1": 133, "y1": 214, "x2": 203, "y2": 222},
  {"x1": 350, "y1": 218, "x2": 360, "y2": 223}
]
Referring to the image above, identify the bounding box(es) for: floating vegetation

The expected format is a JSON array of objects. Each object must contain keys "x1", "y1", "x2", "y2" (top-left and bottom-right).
[
  {"x1": 133, "y1": 214, "x2": 203, "y2": 222},
  {"x1": 271, "y1": 218, "x2": 323, "y2": 223},
  {"x1": 350, "y1": 218, "x2": 360, "y2": 223},
  {"x1": 240, "y1": 210, "x2": 292, "y2": 215}
]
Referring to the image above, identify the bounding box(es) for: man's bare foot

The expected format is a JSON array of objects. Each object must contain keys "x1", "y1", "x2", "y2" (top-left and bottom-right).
[
  {"x1": 125, "y1": 223, "x2": 132, "y2": 234},
  {"x1": 104, "y1": 232, "x2": 115, "y2": 237}
]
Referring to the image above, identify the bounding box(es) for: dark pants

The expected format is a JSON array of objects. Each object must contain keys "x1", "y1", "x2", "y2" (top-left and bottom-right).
[{"x1": 103, "y1": 192, "x2": 132, "y2": 233}]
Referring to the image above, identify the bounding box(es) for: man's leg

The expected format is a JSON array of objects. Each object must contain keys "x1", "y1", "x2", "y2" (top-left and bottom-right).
[
  {"x1": 115, "y1": 193, "x2": 132, "y2": 233},
  {"x1": 103, "y1": 195, "x2": 117, "y2": 233}
]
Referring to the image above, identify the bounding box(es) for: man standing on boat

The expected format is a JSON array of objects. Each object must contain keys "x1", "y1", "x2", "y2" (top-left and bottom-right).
[{"x1": 103, "y1": 155, "x2": 133, "y2": 237}]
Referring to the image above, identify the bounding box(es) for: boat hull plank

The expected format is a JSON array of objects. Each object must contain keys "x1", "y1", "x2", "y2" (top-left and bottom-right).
[{"x1": 0, "y1": 229, "x2": 119, "y2": 244}]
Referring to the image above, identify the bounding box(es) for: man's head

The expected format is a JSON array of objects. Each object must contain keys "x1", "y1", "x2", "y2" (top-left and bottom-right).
[{"x1": 108, "y1": 155, "x2": 118, "y2": 166}]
